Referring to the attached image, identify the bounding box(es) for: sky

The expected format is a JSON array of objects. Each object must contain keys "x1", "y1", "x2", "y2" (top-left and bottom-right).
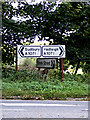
[
  {"x1": 10, "y1": 0, "x2": 78, "y2": 43},
  {"x1": 11, "y1": 0, "x2": 61, "y2": 21},
  {"x1": 11, "y1": 0, "x2": 76, "y2": 43}
]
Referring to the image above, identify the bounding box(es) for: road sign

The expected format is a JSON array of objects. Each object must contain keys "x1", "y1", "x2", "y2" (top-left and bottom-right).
[
  {"x1": 17, "y1": 45, "x2": 41, "y2": 58},
  {"x1": 18, "y1": 45, "x2": 66, "y2": 58},
  {"x1": 36, "y1": 58, "x2": 56, "y2": 68},
  {"x1": 42, "y1": 45, "x2": 65, "y2": 58}
]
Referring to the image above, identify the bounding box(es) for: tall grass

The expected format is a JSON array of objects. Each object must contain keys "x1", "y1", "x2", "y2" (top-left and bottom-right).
[{"x1": 2, "y1": 68, "x2": 89, "y2": 100}]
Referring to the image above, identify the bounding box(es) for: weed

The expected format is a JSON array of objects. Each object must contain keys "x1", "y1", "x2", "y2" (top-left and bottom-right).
[{"x1": 2, "y1": 67, "x2": 89, "y2": 100}]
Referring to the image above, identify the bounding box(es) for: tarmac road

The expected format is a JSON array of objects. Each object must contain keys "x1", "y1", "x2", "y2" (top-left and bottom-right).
[{"x1": 0, "y1": 100, "x2": 89, "y2": 118}]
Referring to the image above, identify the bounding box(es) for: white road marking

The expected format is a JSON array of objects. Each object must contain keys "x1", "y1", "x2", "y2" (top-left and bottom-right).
[
  {"x1": 82, "y1": 109, "x2": 89, "y2": 111},
  {"x1": 2, "y1": 103, "x2": 80, "y2": 107},
  {"x1": 2, "y1": 109, "x2": 25, "y2": 111}
]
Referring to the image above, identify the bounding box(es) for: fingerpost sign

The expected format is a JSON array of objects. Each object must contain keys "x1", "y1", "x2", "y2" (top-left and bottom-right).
[
  {"x1": 17, "y1": 45, "x2": 66, "y2": 80},
  {"x1": 17, "y1": 45, "x2": 41, "y2": 58},
  {"x1": 17, "y1": 45, "x2": 66, "y2": 58},
  {"x1": 42, "y1": 45, "x2": 65, "y2": 58}
]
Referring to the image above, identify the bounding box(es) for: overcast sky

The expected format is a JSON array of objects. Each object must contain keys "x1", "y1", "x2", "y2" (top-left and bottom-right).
[{"x1": 11, "y1": 0, "x2": 61, "y2": 21}]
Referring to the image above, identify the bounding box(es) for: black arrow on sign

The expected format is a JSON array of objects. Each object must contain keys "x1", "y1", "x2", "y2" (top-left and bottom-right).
[
  {"x1": 59, "y1": 46, "x2": 64, "y2": 56},
  {"x1": 18, "y1": 46, "x2": 24, "y2": 57}
]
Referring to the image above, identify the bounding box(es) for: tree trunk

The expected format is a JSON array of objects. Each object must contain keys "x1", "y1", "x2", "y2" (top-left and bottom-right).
[{"x1": 75, "y1": 59, "x2": 80, "y2": 75}]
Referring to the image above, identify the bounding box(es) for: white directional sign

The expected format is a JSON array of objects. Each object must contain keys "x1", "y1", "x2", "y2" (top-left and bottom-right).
[
  {"x1": 17, "y1": 45, "x2": 41, "y2": 58},
  {"x1": 42, "y1": 45, "x2": 65, "y2": 58},
  {"x1": 17, "y1": 45, "x2": 66, "y2": 58}
]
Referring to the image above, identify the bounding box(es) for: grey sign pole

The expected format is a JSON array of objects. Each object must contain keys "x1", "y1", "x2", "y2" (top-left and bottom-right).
[
  {"x1": 16, "y1": 46, "x2": 18, "y2": 72},
  {"x1": 38, "y1": 68, "x2": 40, "y2": 79}
]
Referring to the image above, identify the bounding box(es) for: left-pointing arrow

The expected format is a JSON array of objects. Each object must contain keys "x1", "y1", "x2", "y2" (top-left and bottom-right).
[{"x1": 18, "y1": 46, "x2": 24, "y2": 57}]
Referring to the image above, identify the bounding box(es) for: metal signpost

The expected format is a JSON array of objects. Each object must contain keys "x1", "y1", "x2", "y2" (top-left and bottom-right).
[
  {"x1": 36, "y1": 58, "x2": 56, "y2": 79},
  {"x1": 18, "y1": 45, "x2": 66, "y2": 58},
  {"x1": 17, "y1": 45, "x2": 66, "y2": 80}
]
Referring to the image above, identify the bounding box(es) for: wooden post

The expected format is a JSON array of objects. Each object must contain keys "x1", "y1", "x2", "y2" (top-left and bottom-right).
[
  {"x1": 60, "y1": 58, "x2": 63, "y2": 82},
  {"x1": 38, "y1": 68, "x2": 40, "y2": 79}
]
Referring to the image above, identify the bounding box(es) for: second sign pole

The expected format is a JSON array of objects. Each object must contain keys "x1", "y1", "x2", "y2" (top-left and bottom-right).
[
  {"x1": 38, "y1": 68, "x2": 40, "y2": 79},
  {"x1": 61, "y1": 58, "x2": 64, "y2": 82}
]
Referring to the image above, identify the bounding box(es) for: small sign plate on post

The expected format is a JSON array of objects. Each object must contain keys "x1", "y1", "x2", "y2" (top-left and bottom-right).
[{"x1": 36, "y1": 58, "x2": 56, "y2": 68}]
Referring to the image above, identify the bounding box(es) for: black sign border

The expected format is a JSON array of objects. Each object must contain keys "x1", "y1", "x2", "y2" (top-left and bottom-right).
[
  {"x1": 42, "y1": 45, "x2": 65, "y2": 58},
  {"x1": 18, "y1": 45, "x2": 42, "y2": 58},
  {"x1": 36, "y1": 58, "x2": 56, "y2": 68}
]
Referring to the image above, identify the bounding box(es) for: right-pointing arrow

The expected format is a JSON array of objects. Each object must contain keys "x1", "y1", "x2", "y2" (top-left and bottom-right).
[{"x1": 59, "y1": 46, "x2": 64, "y2": 57}]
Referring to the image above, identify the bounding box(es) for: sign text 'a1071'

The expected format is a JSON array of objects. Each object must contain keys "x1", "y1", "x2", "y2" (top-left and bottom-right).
[{"x1": 17, "y1": 45, "x2": 66, "y2": 58}]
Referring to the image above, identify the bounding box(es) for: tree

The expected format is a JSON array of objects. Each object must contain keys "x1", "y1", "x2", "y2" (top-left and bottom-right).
[
  {"x1": 2, "y1": 1, "x2": 36, "y2": 64},
  {"x1": 2, "y1": 1, "x2": 90, "y2": 73},
  {"x1": 65, "y1": 2, "x2": 90, "y2": 73}
]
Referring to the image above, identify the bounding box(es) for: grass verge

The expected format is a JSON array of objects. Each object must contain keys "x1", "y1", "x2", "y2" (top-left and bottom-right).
[
  {"x1": 2, "y1": 68, "x2": 89, "y2": 100},
  {"x1": 2, "y1": 80, "x2": 88, "y2": 100}
]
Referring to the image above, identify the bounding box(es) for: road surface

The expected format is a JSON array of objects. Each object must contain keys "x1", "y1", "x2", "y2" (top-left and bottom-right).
[{"x1": 0, "y1": 100, "x2": 89, "y2": 118}]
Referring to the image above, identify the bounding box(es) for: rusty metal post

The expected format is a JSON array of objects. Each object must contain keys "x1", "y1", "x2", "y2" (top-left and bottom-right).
[
  {"x1": 16, "y1": 46, "x2": 18, "y2": 72},
  {"x1": 61, "y1": 58, "x2": 63, "y2": 82}
]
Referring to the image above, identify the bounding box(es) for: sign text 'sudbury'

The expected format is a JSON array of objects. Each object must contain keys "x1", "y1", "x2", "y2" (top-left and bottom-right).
[{"x1": 17, "y1": 45, "x2": 66, "y2": 58}]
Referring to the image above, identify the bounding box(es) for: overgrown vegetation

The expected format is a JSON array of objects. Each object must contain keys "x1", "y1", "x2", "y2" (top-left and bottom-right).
[
  {"x1": 1, "y1": 1, "x2": 90, "y2": 100},
  {"x1": 2, "y1": 67, "x2": 89, "y2": 100},
  {"x1": 2, "y1": 2, "x2": 90, "y2": 74},
  {"x1": 20, "y1": 58, "x2": 36, "y2": 67}
]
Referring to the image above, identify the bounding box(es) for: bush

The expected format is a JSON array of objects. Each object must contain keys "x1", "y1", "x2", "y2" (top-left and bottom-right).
[
  {"x1": 2, "y1": 64, "x2": 89, "y2": 100},
  {"x1": 2, "y1": 66, "x2": 89, "y2": 84},
  {"x1": 20, "y1": 58, "x2": 36, "y2": 67},
  {"x1": 2, "y1": 68, "x2": 38, "y2": 82}
]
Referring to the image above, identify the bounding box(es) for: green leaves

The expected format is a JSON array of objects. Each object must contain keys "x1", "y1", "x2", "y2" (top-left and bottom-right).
[
  {"x1": 2, "y1": 67, "x2": 89, "y2": 99},
  {"x1": 2, "y1": 77, "x2": 88, "y2": 100},
  {"x1": 2, "y1": 1, "x2": 90, "y2": 73}
]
